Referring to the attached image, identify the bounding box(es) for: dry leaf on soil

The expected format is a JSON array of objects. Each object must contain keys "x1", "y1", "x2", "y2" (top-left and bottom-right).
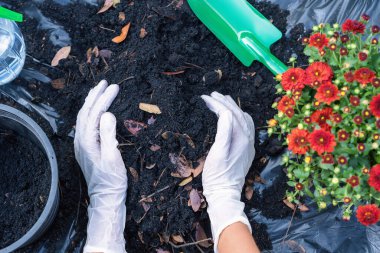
[
  {"x1": 245, "y1": 185, "x2": 254, "y2": 200},
  {"x1": 169, "y1": 153, "x2": 193, "y2": 177},
  {"x1": 147, "y1": 115, "x2": 156, "y2": 125},
  {"x1": 124, "y1": 120, "x2": 146, "y2": 136},
  {"x1": 128, "y1": 167, "x2": 139, "y2": 182},
  {"x1": 139, "y1": 28, "x2": 148, "y2": 38},
  {"x1": 51, "y1": 46, "x2": 71, "y2": 66},
  {"x1": 139, "y1": 103, "x2": 161, "y2": 114},
  {"x1": 92, "y1": 46, "x2": 99, "y2": 57},
  {"x1": 162, "y1": 70, "x2": 185, "y2": 76},
  {"x1": 195, "y1": 222, "x2": 212, "y2": 248},
  {"x1": 192, "y1": 157, "x2": 205, "y2": 178},
  {"x1": 175, "y1": 0, "x2": 184, "y2": 8},
  {"x1": 283, "y1": 199, "x2": 296, "y2": 210},
  {"x1": 99, "y1": 49, "x2": 112, "y2": 59},
  {"x1": 112, "y1": 22, "x2": 131, "y2": 43},
  {"x1": 171, "y1": 234, "x2": 184, "y2": 244},
  {"x1": 119, "y1": 12, "x2": 126, "y2": 21},
  {"x1": 298, "y1": 204, "x2": 310, "y2": 212},
  {"x1": 179, "y1": 176, "x2": 192, "y2": 186},
  {"x1": 150, "y1": 144, "x2": 161, "y2": 152},
  {"x1": 156, "y1": 249, "x2": 170, "y2": 253},
  {"x1": 51, "y1": 78, "x2": 65, "y2": 90},
  {"x1": 97, "y1": 0, "x2": 120, "y2": 13},
  {"x1": 86, "y1": 47, "x2": 92, "y2": 63},
  {"x1": 189, "y1": 189, "x2": 201, "y2": 212}
]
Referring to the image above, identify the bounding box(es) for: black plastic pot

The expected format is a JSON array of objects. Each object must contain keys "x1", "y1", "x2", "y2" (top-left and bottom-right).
[{"x1": 0, "y1": 104, "x2": 59, "y2": 253}]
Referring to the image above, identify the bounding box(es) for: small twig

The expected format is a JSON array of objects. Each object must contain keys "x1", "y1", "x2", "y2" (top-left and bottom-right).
[
  {"x1": 117, "y1": 76, "x2": 135, "y2": 85},
  {"x1": 184, "y1": 62, "x2": 204, "y2": 70},
  {"x1": 281, "y1": 202, "x2": 297, "y2": 245},
  {"x1": 136, "y1": 207, "x2": 150, "y2": 224},
  {"x1": 190, "y1": 235, "x2": 206, "y2": 253},
  {"x1": 118, "y1": 140, "x2": 135, "y2": 147},
  {"x1": 139, "y1": 184, "x2": 171, "y2": 203},
  {"x1": 99, "y1": 25, "x2": 116, "y2": 33},
  {"x1": 169, "y1": 238, "x2": 212, "y2": 249},
  {"x1": 154, "y1": 167, "x2": 167, "y2": 187}
]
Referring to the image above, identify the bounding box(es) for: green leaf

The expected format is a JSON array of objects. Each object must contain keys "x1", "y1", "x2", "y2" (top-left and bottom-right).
[{"x1": 293, "y1": 168, "x2": 309, "y2": 180}]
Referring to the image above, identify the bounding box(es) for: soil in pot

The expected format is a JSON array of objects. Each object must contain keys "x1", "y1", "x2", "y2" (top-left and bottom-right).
[
  {"x1": 4, "y1": 0, "x2": 306, "y2": 252},
  {"x1": 0, "y1": 128, "x2": 50, "y2": 249}
]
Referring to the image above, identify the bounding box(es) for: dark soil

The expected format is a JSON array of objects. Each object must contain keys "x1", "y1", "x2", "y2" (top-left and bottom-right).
[
  {"x1": 3, "y1": 0, "x2": 306, "y2": 252},
  {"x1": 0, "y1": 128, "x2": 50, "y2": 249}
]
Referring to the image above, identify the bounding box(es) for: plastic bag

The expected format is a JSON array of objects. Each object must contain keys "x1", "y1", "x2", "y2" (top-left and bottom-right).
[
  {"x1": 250, "y1": 152, "x2": 380, "y2": 253},
  {"x1": 263, "y1": 0, "x2": 380, "y2": 34}
]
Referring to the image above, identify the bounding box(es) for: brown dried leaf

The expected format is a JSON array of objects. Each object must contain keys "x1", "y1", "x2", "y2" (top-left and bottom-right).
[
  {"x1": 51, "y1": 46, "x2": 71, "y2": 66},
  {"x1": 245, "y1": 185, "x2": 254, "y2": 200},
  {"x1": 192, "y1": 157, "x2": 205, "y2": 178},
  {"x1": 283, "y1": 199, "x2": 296, "y2": 211},
  {"x1": 138, "y1": 231, "x2": 144, "y2": 243},
  {"x1": 99, "y1": 49, "x2": 112, "y2": 59},
  {"x1": 97, "y1": 0, "x2": 113, "y2": 13},
  {"x1": 171, "y1": 234, "x2": 184, "y2": 244},
  {"x1": 129, "y1": 167, "x2": 139, "y2": 182},
  {"x1": 51, "y1": 78, "x2": 65, "y2": 90},
  {"x1": 195, "y1": 223, "x2": 212, "y2": 248},
  {"x1": 179, "y1": 176, "x2": 192, "y2": 186},
  {"x1": 146, "y1": 163, "x2": 156, "y2": 169},
  {"x1": 189, "y1": 189, "x2": 201, "y2": 212},
  {"x1": 255, "y1": 175, "x2": 266, "y2": 184},
  {"x1": 298, "y1": 204, "x2": 310, "y2": 212},
  {"x1": 86, "y1": 47, "x2": 92, "y2": 63},
  {"x1": 169, "y1": 154, "x2": 193, "y2": 177},
  {"x1": 124, "y1": 120, "x2": 146, "y2": 136},
  {"x1": 183, "y1": 134, "x2": 195, "y2": 148},
  {"x1": 139, "y1": 103, "x2": 162, "y2": 114},
  {"x1": 175, "y1": 0, "x2": 184, "y2": 8},
  {"x1": 141, "y1": 202, "x2": 151, "y2": 212},
  {"x1": 162, "y1": 70, "x2": 185, "y2": 76},
  {"x1": 170, "y1": 172, "x2": 182, "y2": 178},
  {"x1": 139, "y1": 28, "x2": 148, "y2": 38},
  {"x1": 156, "y1": 249, "x2": 170, "y2": 253},
  {"x1": 285, "y1": 240, "x2": 306, "y2": 253},
  {"x1": 161, "y1": 131, "x2": 169, "y2": 140},
  {"x1": 112, "y1": 22, "x2": 131, "y2": 43},
  {"x1": 118, "y1": 12, "x2": 126, "y2": 21},
  {"x1": 150, "y1": 144, "x2": 161, "y2": 152},
  {"x1": 92, "y1": 46, "x2": 99, "y2": 57}
]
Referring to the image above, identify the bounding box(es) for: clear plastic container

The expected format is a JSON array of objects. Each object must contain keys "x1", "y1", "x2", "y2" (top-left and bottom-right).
[{"x1": 0, "y1": 18, "x2": 26, "y2": 85}]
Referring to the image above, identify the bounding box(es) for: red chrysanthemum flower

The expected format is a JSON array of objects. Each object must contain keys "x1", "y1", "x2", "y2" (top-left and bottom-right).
[
  {"x1": 350, "y1": 96, "x2": 360, "y2": 106},
  {"x1": 363, "y1": 168, "x2": 370, "y2": 174},
  {"x1": 333, "y1": 113, "x2": 343, "y2": 123},
  {"x1": 338, "y1": 156, "x2": 348, "y2": 165},
  {"x1": 277, "y1": 96, "x2": 295, "y2": 113},
  {"x1": 357, "y1": 143, "x2": 366, "y2": 152},
  {"x1": 354, "y1": 68, "x2": 376, "y2": 84},
  {"x1": 287, "y1": 128, "x2": 310, "y2": 155},
  {"x1": 346, "y1": 175, "x2": 359, "y2": 187},
  {"x1": 338, "y1": 130, "x2": 349, "y2": 141},
  {"x1": 342, "y1": 19, "x2": 366, "y2": 34},
  {"x1": 340, "y1": 47, "x2": 348, "y2": 56},
  {"x1": 304, "y1": 117, "x2": 312, "y2": 124},
  {"x1": 343, "y1": 197, "x2": 352, "y2": 204},
  {"x1": 340, "y1": 35, "x2": 349, "y2": 43},
  {"x1": 311, "y1": 108, "x2": 333, "y2": 131},
  {"x1": 361, "y1": 14, "x2": 370, "y2": 21},
  {"x1": 309, "y1": 33, "x2": 329, "y2": 51},
  {"x1": 369, "y1": 94, "x2": 380, "y2": 117},
  {"x1": 322, "y1": 154, "x2": 334, "y2": 164},
  {"x1": 333, "y1": 32, "x2": 340, "y2": 38},
  {"x1": 372, "y1": 38, "x2": 379, "y2": 45},
  {"x1": 344, "y1": 72, "x2": 355, "y2": 83},
  {"x1": 302, "y1": 37, "x2": 309, "y2": 44},
  {"x1": 315, "y1": 82, "x2": 340, "y2": 105},
  {"x1": 369, "y1": 164, "x2": 380, "y2": 192},
  {"x1": 285, "y1": 108, "x2": 295, "y2": 118},
  {"x1": 308, "y1": 129, "x2": 336, "y2": 155},
  {"x1": 363, "y1": 109, "x2": 372, "y2": 118},
  {"x1": 281, "y1": 68, "x2": 306, "y2": 91},
  {"x1": 372, "y1": 25, "x2": 380, "y2": 33},
  {"x1": 356, "y1": 204, "x2": 380, "y2": 226},
  {"x1": 329, "y1": 44, "x2": 337, "y2": 51},
  {"x1": 305, "y1": 62, "x2": 333, "y2": 84},
  {"x1": 354, "y1": 115, "x2": 363, "y2": 125},
  {"x1": 373, "y1": 78, "x2": 380, "y2": 88},
  {"x1": 359, "y1": 52, "x2": 368, "y2": 61},
  {"x1": 353, "y1": 130, "x2": 361, "y2": 137}
]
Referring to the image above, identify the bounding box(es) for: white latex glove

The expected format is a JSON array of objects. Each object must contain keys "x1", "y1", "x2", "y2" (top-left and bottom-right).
[
  {"x1": 74, "y1": 80, "x2": 128, "y2": 253},
  {"x1": 201, "y1": 92, "x2": 256, "y2": 253}
]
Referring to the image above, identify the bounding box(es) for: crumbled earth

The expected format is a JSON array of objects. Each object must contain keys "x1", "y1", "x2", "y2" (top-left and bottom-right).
[
  {"x1": 2, "y1": 0, "x2": 307, "y2": 252},
  {"x1": 0, "y1": 128, "x2": 50, "y2": 249}
]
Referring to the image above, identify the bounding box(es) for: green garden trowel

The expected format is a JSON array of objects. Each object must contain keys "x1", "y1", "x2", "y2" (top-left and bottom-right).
[
  {"x1": 187, "y1": 0, "x2": 288, "y2": 75},
  {"x1": 0, "y1": 6, "x2": 23, "y2": 22}
]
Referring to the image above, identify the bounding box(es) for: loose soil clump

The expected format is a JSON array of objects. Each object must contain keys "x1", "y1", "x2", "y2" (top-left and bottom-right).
[
  {"x1": 0, "y1": 129, "x2": 50, "y2": 249},
  {"x1": 4, "y1": 0, "x2": 306, "y2": 252}
]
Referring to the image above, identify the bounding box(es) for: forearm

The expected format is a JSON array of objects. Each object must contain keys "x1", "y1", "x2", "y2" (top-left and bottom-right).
[{"x1": 218, "y1": 222, "x2": 260, "y2": 253}]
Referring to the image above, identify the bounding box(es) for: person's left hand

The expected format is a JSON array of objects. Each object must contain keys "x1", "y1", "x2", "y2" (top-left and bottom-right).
[{"x1": 74, "y1": 80, "x2": 128, "y2": 253}]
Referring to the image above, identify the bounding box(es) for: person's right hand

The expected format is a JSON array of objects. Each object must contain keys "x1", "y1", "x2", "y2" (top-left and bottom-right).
[{"x1": 201, "y1": 92, "x2": 256, "y2": 252}]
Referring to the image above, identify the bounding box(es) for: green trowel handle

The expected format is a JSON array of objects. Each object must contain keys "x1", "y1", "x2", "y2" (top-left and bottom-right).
[
  {"x1": 241, "y1": 35, "x2": 288, "y2": 75},
  {"x1": 0, "y1": 6, "x2": 23, "y2": 22}
]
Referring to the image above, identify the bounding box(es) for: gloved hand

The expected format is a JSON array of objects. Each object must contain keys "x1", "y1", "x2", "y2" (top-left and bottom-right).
[
  {"x1": 201, "y1": 92, "x2": 255, "y2": 252},
  {"x1": 74, "y1": 80, "x2": 128, "y2": 253}
]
